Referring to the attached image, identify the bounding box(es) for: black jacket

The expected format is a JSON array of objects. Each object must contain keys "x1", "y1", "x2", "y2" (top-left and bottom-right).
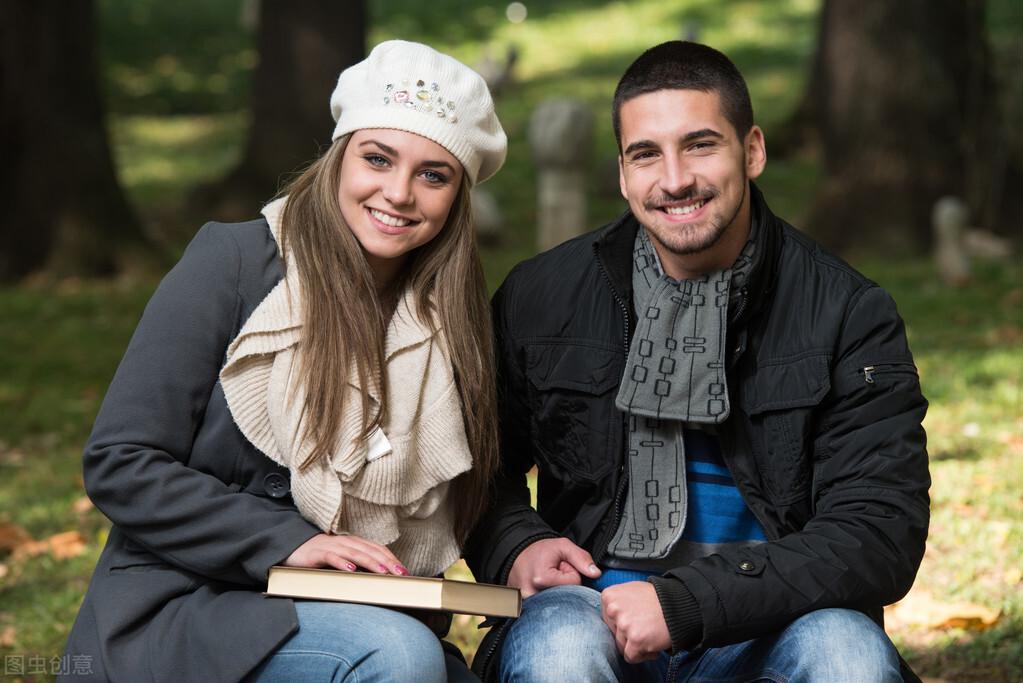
[{"x1": 465, "y1": 185, "x2": 930, "y2": 679}]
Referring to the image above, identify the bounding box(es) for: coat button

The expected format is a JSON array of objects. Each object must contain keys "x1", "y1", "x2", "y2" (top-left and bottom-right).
[
  {"x1": 738, "y1": 560, "x2": 755, "y2": 572},
  {"x1": 263, "y1": 472, "x2": 290, "y2": 498}
]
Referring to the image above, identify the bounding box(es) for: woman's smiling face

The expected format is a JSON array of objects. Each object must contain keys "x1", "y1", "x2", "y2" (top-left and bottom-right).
[{"x1": 337, "y1": 128, "x2": 464, "y2": 280}]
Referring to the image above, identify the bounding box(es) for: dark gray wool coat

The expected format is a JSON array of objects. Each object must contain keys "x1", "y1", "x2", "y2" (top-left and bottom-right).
[{"x1": 63, "y1": 220, "x2": 322, "y2": 682}]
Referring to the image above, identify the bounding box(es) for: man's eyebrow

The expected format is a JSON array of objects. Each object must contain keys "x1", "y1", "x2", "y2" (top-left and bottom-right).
[
  {"x1": 623, "y1": 139, "x2": 658, "y2": 156},
  {"x1": 358, "y1": 139, "x2": 456, "y2": 172},
  {"x1": 682, "y1": 128, "x2": 725, "y2": 143}
]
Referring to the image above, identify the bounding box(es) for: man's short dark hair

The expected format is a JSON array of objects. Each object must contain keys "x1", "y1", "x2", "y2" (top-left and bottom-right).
[{"x1": 612, "y1": 41, "x2": 754, "y2": 148}]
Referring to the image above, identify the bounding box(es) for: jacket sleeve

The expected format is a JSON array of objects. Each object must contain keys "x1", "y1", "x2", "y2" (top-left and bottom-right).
[
  {"x1": 652, "y1": 284, "x2": 930, "y2": 649},
  {"x1": 83, "y1": 224, "x2": 320, "y2": 587},
  {"x1": 464, "y1": 272, "x2": 559, "y2": 585}
]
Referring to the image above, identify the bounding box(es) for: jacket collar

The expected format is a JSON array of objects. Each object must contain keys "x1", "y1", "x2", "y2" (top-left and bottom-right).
[
  {"x1": 738, "y1": 182, "x2": 780, "y2": 328},
  {"x1": 591, "y1": 209, "x2": 640, "y2": 313},
  {"x1": 591, "y1": 181, "x2": 781, "y2": 330}
]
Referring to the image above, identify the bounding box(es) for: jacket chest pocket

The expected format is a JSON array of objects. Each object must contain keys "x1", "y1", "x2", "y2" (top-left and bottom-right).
[
  {"x1": 525, "y1": 343, "x2": 622, "y2": 482},
  {"x1": 740, "y1": 354, "x2": 831, "y2": 506}
]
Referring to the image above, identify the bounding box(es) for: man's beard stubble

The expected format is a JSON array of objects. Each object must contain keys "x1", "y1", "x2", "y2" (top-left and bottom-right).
[{"x1": 643, "y1": 181, "x2": 746, "y2": 257}]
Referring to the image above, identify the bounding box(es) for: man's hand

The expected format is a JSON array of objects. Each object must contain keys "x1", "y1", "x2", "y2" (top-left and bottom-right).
[
  {"x1": 507, "y1": 538, "x2": 602, "y2": 597},
  {"x1": 600, "y1": 581, "x2": 672, "y2": 663}
]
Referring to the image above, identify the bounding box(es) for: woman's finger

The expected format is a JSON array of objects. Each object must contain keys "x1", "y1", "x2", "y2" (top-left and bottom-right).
[
  {"x1": 322, "y1": 551, "x2": 358, "y2": 572},
  {"x1": 332, "y1": 545, "x2": 405, "y2": 574},
  {"x1": 323, "y1": 535, "x2": 407, "y2": 574}
]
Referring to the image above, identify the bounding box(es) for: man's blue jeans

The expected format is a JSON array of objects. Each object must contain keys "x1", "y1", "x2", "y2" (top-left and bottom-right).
[
  {"x1": 245, "y1": 601, "x2": 477, "y2": 682},
  {"x1": 497, "y1": 585, "x2": 901, "y2": 682}
]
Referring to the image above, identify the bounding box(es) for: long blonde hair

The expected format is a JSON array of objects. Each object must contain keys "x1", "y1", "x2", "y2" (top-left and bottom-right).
[{"x1": 276, "y1": 135, "x2": 498, "y2": 544}]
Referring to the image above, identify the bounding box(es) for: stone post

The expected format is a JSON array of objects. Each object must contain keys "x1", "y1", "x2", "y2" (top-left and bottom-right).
[{"x1": 528, "y1": 99, "x2": 594, "y2": 251}]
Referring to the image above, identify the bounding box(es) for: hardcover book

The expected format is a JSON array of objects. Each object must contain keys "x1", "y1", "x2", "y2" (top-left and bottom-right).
[{"x1": 265, "y1": 566, "x2": 521, "y2": 618}]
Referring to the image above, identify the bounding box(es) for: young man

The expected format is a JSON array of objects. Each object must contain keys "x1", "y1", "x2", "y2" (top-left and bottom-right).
[{"x1": 465, "y1": 41, "x2": 930, "y2": 682}]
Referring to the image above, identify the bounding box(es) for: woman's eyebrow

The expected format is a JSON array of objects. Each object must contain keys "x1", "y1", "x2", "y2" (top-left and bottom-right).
[
  {"x1": 358, "y1": 139, "x2": 455, "y2": 172},
  {"x1": 358, "y1": 139, "x2": 399, "y2": 156}
]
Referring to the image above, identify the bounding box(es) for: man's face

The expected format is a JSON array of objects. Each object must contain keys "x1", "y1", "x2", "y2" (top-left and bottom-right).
[{"x1": 618, "y1": 88, "x2": 765, "y2": 278}]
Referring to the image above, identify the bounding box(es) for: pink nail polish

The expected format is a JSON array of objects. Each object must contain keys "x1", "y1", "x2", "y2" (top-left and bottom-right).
[
  {"x1": 378, "y1": 564, "x2": 389, "y2": 573},
  {"x1": 395, "y1": 565, "x2": 409, "y2": 576},
  {"x1": 346, "y1": 562, "x2": 356, "y2": 571}
]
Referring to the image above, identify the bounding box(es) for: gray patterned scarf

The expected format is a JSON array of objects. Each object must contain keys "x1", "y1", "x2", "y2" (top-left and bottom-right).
[{"x1": 607, "y1": 227, "x2": 755, "y2": 559}]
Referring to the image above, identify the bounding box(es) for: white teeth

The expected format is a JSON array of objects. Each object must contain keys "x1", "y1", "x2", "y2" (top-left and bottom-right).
[
  {"x1": 664, "y1": 200, "x2": 705, "y2": 215},
  {"x1": 370, "y1": 209, "x2": 412, "y2": 227}
]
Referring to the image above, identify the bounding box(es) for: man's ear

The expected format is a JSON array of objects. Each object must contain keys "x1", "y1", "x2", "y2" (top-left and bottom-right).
[
  {"x1": 745, "y1": 125, "x2": 767, "y2": 180},
  {"x1": 618, "y1": 155, "x2": 628, "y2": 201}
]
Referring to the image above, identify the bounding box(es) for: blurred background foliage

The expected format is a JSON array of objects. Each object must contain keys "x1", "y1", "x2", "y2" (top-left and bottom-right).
[{"x1": 0, "y1": 0, "x2": 1021, "y2": 680}]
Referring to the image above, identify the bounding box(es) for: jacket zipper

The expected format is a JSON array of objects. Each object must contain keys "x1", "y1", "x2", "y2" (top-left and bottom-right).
[
  {"x1": 476, "y1": 618, "x2": 512, "y2": 682},
  {"x1": 593, "y1": 253, "x2": 631, "y2": 564},
  {"x1": 860, "y1": 362, "x2": 918, "y2": 385},
  {"x1": 729, "y1": 286, "x2": 749, "y2": 327},
  {"x1": 481, "y1": 255, "x2": 633, "y2": 682},
  {"x1": 720, "y1": 426, "x2": 780, "y2": 542}
]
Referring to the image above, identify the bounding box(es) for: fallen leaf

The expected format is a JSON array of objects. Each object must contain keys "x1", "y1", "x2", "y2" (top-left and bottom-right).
[
  {"x1": 999, "y1": 432, "x2": 1023, "y2": 456},
  {"x1": 885, "y1": 589, "x2": 1001, "y2": 631},
  {"x1": 72, "y1": 496, "x2": 94, "y2": 515},
  {"x1": 11, "y1": 539, "x2": 49, "y2": 560},
  {"x1": 0, "y1": 625, "x2": 15, "y2": 647},
  {"x1": 0, "y1": 523, "x2": 33, "y2": 553},
  {"x1": 11, "y1": 530, "x2": 87, "y2": 561},
  {"x1": 0, "y1": 447, "x2": 25, "y2": 465},
  {"x1": 47, "y1": 531, "x2": 88, "y2": 560}
]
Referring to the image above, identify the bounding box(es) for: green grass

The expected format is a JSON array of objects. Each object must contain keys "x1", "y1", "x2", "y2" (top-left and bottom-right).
[{"x1": 3, "y1": 0, "x2": 1022, "y2": 680}]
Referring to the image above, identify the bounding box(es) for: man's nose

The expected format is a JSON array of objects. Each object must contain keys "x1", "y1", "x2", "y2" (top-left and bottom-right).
[{"x1": 659, "y1": 155, "x2": 696, "y2": 197}]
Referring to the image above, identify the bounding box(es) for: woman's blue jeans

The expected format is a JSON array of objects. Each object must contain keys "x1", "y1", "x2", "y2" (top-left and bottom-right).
[
  {"x1": 497, "y1": 585, "x2": 902, "y2": 682},
  {"x1": 245, "y1": 600, "x2": 477, "y2": 682}
]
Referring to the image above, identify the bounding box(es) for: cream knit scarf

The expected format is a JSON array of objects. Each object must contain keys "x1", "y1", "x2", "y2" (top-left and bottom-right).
[{"x1": 219, "y1": 198, "x2": 473, "y2": 576}]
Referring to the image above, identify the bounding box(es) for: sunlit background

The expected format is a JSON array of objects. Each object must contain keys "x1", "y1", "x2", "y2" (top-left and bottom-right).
[{"x1": 1, "y1": 1, "x2": 1021, "y2": 680}]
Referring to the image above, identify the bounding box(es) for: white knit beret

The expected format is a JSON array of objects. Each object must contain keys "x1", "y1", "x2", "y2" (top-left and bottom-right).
[{"x1": 330, "y1": 40, "x2": 507, "y2": 185}]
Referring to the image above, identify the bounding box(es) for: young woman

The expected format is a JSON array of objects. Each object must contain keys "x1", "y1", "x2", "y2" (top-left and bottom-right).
[{"x1": 62, "y1": 41, "x2": 507, "y2": 682}]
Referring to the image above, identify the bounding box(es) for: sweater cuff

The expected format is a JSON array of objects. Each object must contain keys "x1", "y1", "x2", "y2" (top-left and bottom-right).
[{"x1": 648, "y1": 575, "x2": 703, "y2": 653}]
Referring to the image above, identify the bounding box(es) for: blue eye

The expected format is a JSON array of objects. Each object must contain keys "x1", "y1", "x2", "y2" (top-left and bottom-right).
[
  {"x1": 422, "y1": 169, "x2": 449, "y2": 184},
  {"x1": 364, "y1": 154, "x2": 389, "y2": 167}
]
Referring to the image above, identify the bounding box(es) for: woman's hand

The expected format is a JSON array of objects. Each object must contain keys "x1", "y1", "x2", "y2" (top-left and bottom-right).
[{"x1": 284, "y1": 533, "x2": 409, "y2": 575}]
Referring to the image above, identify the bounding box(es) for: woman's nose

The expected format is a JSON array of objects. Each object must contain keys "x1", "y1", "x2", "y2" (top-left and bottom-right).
[{"x1": 381, "y1": 173, "x2": 413, "y2": 206}]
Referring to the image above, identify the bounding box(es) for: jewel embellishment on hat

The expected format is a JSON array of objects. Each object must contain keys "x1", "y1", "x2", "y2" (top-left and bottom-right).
[
  {"x1": 330, "y1": 39, "x2": 509, "y2": 185},
  {"x1": 383, "y1": 79, "x2": 458, "y2": 123}
]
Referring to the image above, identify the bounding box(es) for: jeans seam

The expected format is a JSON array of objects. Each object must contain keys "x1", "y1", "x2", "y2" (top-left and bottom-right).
[{"x1": 256, "y1": 650, "x2": 357, "y2": 683}]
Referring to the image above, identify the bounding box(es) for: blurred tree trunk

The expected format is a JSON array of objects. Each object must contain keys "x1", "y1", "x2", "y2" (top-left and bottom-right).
[
  {"x1": 193, "y1": 0, "x2": 366, "y2": 222},
  {"x1": 796, "y1": 0, "x2": 1007, "y2": 253},
  {"x1": 0, "y1": 0, "x2": 149, "y2": 283}
]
